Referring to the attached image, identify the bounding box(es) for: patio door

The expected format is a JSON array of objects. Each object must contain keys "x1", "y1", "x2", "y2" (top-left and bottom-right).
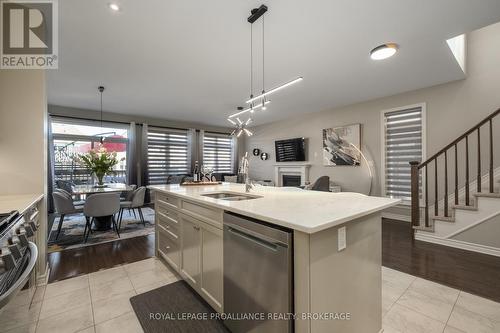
[{"x1": 50, "y1": 117, "x2": 129, "y2": 186}]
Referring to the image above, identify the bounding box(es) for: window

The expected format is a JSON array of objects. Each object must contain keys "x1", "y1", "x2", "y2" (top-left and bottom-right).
[
  {"x1": 147, "y1": 127, "x2": 191, "y2": 184},
  {"x1": 203, "y1": 132, "x2": 234, "y2": 173},
  {"x1": 51, "y1": 118, "x2": 128, "y2": 185},
  {"x1": 382, "y1": 104, "x2": 425, "y2": 201}
]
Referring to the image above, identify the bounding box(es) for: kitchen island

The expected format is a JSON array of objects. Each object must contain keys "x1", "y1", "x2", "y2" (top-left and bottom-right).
[{"x1": 149, "y1": 183, "x2": 399, "y2": 333}]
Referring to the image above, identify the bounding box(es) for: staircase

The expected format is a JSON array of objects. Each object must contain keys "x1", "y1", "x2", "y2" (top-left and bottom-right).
[{"x1": 410, "y1": 108, "x2": 500, "y2": 255}]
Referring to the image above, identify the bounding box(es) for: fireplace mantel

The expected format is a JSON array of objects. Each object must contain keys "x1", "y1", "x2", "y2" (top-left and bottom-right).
[{"x1": 274, "y1": 163, "x2": 311, "y2": 187}]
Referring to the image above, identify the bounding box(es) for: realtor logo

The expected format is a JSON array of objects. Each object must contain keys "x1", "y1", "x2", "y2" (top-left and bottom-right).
[{"x1": 1, "y1": 0, "x2": 58, "y2": 69}]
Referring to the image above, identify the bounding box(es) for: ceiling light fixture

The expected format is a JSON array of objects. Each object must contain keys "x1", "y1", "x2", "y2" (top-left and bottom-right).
[
  {"x1": 228, "y1": 117, "x2": 253, "y2": 137},
  {"x1": 370, "y1": 43, "x2": 398, "y2": 60},
  {"x1": 245, "y1": 77, "x2": 303, "y2": 104},
  {"x1": 229, "y1": 100, "x2": 270, "y2": 119},
  {"x1": 98, "y1": 86, "x2": 105, "y2": 144},
  {"x1": 109, "y1": 3, "x2": 120, "y2": 11},
  {"x1": 228, "y1": 5, "x2": 303, "y2": 135}
]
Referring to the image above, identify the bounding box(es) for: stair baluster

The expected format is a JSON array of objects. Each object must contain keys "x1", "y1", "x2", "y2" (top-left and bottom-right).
[
  {"x1": 455, "y1": 144, "x2": 459, "y2": 205},
  {"x1": 444, "y1": 150, "x2": 449, "y2": 217},
  {"x1": 425, "y1": 165, "x2": 429, "y2": 227},
  {"x1": 490, "y1": 119, "x2": 494, "y2": 193},
  {"x1": 465, "y1": 135, "x2": 470, "y2": 206},
  {"x1": 477, "y1": 128, "x2": 481, "y2": 193},
  {"x1": 435, "y1": 159, "x2": 439, "y2": 216}
]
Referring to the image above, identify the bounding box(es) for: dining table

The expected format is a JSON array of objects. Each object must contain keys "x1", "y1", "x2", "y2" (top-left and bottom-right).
[
  {"x1": 72, "y1": 183, "x2": 135, "y2": 195},
  {"x1": 72, "y1": 183, "x2": 135, "y2": 230}
]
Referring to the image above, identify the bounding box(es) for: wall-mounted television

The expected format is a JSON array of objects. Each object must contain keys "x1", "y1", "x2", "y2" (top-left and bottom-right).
[{"x1": 275, "y1": 138, "x2": 306, "y2": 162}]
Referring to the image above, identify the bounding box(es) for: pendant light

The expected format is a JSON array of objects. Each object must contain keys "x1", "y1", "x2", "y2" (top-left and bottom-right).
[
  {"x1": 98, "y1": 86, "x2": 105, "y2": 144},
  {"x1": 260, "y1": 13, "x2": 267, "y2": 110},
  {"x1": 228, "y1": 4, "x2": 303, "y2": 123},
  {"x1": 228, "y1": 117, "x2": 253, "y2": 137}
]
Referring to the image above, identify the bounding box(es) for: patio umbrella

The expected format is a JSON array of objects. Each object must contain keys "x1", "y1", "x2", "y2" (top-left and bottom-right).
[{"x1": 76, "y1": 135, "x2": 127, "y2": 153}]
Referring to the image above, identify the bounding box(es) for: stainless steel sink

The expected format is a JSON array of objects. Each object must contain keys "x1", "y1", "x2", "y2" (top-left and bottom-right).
[{"x1": 201, "y1": 192, "x2": 261, "y2": 201}]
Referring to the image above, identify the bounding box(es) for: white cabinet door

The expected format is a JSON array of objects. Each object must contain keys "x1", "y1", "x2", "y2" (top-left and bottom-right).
[
  {"x1": 200, "y1": 222, "x2": 223, "y2": 312},
  {"x1": 180, "y1": 216, "x2": 201, "y2": 288}
]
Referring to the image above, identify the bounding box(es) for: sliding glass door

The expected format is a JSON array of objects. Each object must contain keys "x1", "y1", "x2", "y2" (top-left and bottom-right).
[{"x1": 50, "y1": 117, "x2": 129, "y2": 185}]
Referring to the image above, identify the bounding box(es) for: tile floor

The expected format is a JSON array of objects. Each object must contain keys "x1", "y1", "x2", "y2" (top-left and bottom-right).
[{"x1": 2, "y1": 259, "x2": 499, "y2": 333}]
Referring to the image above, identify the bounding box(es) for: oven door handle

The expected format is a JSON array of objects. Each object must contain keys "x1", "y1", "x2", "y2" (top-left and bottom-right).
[{"x1": 0, "y1": 242, "x2": 38, "y2": 310}]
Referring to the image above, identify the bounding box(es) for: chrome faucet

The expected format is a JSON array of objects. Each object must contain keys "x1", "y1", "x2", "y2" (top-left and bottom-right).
[
  {"x1": 245, "y1": 177, "x2": 254, "y2": 193},
  {"x1": 239, "y1": 152, "x2": 253, "y2": 193}
]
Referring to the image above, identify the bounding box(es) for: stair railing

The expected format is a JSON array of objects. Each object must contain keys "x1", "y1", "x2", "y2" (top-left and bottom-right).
[{"x1": 410, "y1": 108, "x2": 500, "y2": 231}]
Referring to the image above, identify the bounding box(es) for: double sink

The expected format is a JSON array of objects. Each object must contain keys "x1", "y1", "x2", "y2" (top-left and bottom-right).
[{"x1": 201, "y1": 191, "x2": 262, "y2": 201}]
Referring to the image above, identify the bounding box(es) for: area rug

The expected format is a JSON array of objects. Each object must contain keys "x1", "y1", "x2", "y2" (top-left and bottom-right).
[
  {"x1": 48, "y1": 207, "x2": 155, "y2": 252},
  {"x1": 130, "y1": 281, "x2": 230, "y2": 333}
]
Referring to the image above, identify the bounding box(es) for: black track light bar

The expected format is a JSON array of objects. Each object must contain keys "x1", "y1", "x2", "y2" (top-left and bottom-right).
[{"x1": 247, "y1": 5, "x2": 267, "y2": 24}]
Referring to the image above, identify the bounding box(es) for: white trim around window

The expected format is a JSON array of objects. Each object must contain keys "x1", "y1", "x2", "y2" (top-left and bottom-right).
[{"x1": 380, "y1": 103, "x2": 427, "y2": 204}]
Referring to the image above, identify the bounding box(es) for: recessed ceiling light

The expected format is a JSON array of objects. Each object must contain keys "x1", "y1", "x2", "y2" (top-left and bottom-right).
[
  {"x1": 109, "y1": 3, "x2": 120, "y2": 11},
  {"x1": 370, "y1": 43, "x2": 399, "y2": 60}
]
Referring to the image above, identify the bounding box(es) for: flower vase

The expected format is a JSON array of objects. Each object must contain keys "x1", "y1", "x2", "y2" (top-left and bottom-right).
[{"x1": 94, "y1": 173, "x2": 107, "y2": 188}]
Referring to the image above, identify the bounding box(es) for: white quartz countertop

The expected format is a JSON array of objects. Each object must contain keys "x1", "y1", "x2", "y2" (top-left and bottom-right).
[
  {"x1": 0, "y1": 194, "x2": 44, "y2": 215},
  {"x1": 149, "y1": 184, "x2": 400, "y2": 233}
]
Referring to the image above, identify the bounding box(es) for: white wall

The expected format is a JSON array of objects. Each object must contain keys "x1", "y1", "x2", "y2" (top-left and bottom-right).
[
  {"x1": 0, "y1": 69, "x2": 48, "y2": 282},
  {"x1": 452, "y1": 213, "x2": 500, "y2": 248},
  {"x1": 0, "y1": 70, "x2": 47, "y2": 195},
  {"x1": 245, "y1": 22, "x2": 500, "y2": 196},
  {"x1": 48, "y1": 104, "x2": 232, "y2": 134}
]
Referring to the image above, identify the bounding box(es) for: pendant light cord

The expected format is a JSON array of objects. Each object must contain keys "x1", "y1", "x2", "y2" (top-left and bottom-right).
[
  {"x1": 100, "y1": 90, "x2": 103, "y2": 129},
  {"x1": 250, "y1": 23, "x2": 253, "y2": 99},
  {"x1": 262, "y1": 15, "x2": 265, "y2": 93}
]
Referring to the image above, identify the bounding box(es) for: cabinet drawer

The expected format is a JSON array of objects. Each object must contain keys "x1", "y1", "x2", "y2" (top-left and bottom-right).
[
  {"x1": 158, "y1": 228, "x2": 180, "y2": 269},
  {"x1": 156, "y1": 193, "x2": 180, "y2": 209},
  {"x1": 158, "y1": 213, "x2": 180, "y2": 243},
  {"x1": 157, "y1": 210, "x2": 180, "y2": 238},
  {"x1": 181, "y1": 200, "x2": 222, "y2": 228}
]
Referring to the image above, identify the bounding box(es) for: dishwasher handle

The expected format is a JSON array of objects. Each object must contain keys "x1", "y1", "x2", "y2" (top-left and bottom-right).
[{"x1": 225, "y1": 223, "x2": 289, "y2": 250}]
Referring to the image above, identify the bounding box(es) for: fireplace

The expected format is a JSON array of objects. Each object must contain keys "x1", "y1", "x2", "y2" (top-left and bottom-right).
[
  {"x1": 282, "y1": 175, "x2": 301, "y2": 187},
  {"x1": 274, "y1": 163, "x2": 311, "y2": 187}
]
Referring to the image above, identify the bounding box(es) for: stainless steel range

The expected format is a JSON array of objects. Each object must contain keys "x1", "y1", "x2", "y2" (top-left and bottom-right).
[{"x1": 0, "y1": 209, "x2": 39, "y2": 316}]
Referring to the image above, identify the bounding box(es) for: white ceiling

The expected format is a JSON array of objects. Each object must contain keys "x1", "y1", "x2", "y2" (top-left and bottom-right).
[{"x1": 48, "y1": 0, "x2": 500, "y2": 127}]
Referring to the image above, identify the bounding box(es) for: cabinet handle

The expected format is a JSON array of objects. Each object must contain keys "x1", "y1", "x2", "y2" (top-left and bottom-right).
[{"x1": 193, "y1": 225, "x2": 200, "y2": 231}]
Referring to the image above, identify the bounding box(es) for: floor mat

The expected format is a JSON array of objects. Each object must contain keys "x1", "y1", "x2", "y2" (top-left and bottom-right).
[
  {"x1": 130, "y1": 280, "x2": 230, "y2": 333},
  {"x1": 48, "y1": 207, "x2": 155, "y2": 252}
]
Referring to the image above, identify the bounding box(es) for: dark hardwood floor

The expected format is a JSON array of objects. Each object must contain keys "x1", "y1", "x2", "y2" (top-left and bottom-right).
[
  {"x1": 47, "y1": 234, "x2": 155, "y2": 283},
  {"x1": 383, "y1": 218, "x2": 500, "y2": 303},
  {"x1": 48, "y1": 219, "x2": 500, "y2": 303}
]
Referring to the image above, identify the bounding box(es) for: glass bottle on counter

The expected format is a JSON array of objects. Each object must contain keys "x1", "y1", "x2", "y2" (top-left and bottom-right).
[{"x1": 193, "y1": 161, "x2": 200, "y2": 182}]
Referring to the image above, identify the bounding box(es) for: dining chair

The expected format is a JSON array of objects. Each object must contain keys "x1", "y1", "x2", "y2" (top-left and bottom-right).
[
  {"x1": 118, "y1": 186, "x2": 146, "y2": 229},
  {"x1": 56, "y1": 180, "x2": 74, "y2": 194},
  {"x1": 54, "y1": 188, "x2": 85, "y2": 206},
  {"x1": 52, "y1": 192, "x2": 84, "y2": 240},
  {"x1": 121, "y1": 184, "x2": 138, "y2": 217},
  {"x1": 83, "y1": 192, "x2": 121, "y2": 242}
]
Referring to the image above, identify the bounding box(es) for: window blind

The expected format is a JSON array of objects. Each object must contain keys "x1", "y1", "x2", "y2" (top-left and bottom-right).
[
  {"x1": 147, "y1": 127, "x2": 191, "y2": 184},
  {"x1": 203, "y1": 132, "x2": 234, "y2": 173},
  {"x1": 383, "y1": 106, "x2": 423, "y2": 201}
]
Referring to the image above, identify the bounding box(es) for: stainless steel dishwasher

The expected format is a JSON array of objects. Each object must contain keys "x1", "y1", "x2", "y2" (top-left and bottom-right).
[{"x1": 223, "y1": 212, "x2": 293, "y2": 333}]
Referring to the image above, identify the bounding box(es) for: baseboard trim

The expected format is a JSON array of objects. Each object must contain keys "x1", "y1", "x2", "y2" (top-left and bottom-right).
[
  {"x1": 415, "y1": 233, "x2": 500, "y2": 257},
  {"x1": 381, "y1": 212, "x2": 411, "y2": 222}
]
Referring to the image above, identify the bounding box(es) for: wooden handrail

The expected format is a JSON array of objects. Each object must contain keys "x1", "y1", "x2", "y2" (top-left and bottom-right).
[
  {"x1": 410, "y1": 107, "x2": 500, "y2": 234},
  {"x1": 418, "y1": 108, "x2": 500, "y2": 169}
]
